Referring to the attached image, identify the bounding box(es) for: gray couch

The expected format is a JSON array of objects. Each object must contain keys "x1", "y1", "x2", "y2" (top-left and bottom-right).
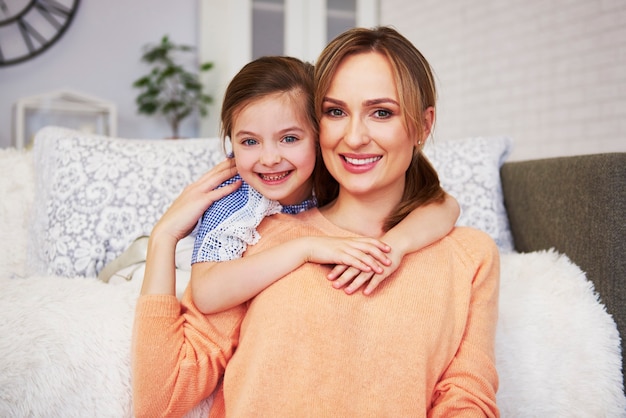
[{"x1": 501, "y1": 152, "x2": 626, "y2": 387}]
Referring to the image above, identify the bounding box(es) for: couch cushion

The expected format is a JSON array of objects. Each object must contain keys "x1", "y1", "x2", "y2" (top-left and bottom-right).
[
  {"x1": 28, "y1": 128, "x2": 514, "y2": 277},
  {"x1": 29, "y1": 127, "x2": 224, "y2": 277},
  {"x1": 424, "y1": 136, "x2": 514, "y2": 251}
]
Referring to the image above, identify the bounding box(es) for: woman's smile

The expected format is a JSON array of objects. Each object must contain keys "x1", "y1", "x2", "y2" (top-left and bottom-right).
[{"x1": 341, "y1": 154, "x2": 382, "y2": 173}]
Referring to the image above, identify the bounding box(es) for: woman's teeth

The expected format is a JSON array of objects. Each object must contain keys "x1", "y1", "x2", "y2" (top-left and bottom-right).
[{"x1": 344, "y1": 156, "x2": 381, "y2": 165}]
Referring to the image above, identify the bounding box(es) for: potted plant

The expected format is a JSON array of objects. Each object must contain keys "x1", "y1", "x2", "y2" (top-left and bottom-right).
[{"x1": 133, "y1": 35, "x2": 213, "y2": 138}]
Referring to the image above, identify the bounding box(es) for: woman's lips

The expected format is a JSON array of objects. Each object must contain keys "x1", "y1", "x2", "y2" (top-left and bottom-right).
[{"x1": 341, "y1": 154, "x2": 382, "y2": 173}]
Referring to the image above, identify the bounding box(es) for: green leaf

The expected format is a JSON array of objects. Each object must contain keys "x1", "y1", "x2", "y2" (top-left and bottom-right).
[{"x1": 134, "y1": 34, "x2": 214, "y2": 133}]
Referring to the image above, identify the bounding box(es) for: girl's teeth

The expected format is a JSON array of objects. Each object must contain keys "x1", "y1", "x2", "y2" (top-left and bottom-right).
[
  {"x1": 344, "y1": 156, "x2": 381, "y2": 165},
  {"x1": 261, "y1": 172, "x2": 288, "y2": 181}
]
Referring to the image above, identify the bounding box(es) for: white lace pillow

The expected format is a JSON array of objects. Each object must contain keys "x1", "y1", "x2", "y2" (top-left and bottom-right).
[
  {"x1": 29, "y1": 126, "x2": 225, "y2": 278},
  {"x1": 424, "y1": 136, "x2": 514, "y2": 251}
]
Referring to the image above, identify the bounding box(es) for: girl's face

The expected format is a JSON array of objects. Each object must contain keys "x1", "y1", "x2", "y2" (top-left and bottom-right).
[
  {"x1": 319, "y1": 52, "x2": 418, "y2": 203},
  {"x1": 231, "y1": 92, "x2": 317, "y2": 205}
]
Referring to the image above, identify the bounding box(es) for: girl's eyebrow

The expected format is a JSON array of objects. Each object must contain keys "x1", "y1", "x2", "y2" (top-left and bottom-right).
[
  {"x1": 277, "y1": 126, "x2": 306, "y2": 135},
  {"x1": 234, "y1": 126, "x2": 305, "y2": 138},
  {"x1": 234, "y1": 130, "x2": 257, "y2": 138}
]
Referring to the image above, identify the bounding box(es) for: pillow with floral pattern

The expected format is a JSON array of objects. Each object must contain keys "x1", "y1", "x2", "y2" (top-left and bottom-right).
[
  {"x1": 28, "y1": 126, "x2": 225, "y2": 277},
  {"x1": 424, "y1": 136, "x2": 514, "y2": 252}
]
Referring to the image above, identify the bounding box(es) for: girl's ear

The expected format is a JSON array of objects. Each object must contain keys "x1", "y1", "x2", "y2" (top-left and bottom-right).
[{"x1": 225, "y1": 136, "x2": 234, "y2": 158}]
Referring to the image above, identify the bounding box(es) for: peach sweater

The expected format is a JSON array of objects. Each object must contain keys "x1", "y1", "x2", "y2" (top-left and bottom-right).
[{"x1": 132, "y1": 209, "x2": 500, "y2": 417}]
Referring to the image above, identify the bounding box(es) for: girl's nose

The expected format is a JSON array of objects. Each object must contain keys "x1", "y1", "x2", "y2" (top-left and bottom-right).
[{"x1": 259, "y1": 144, "x2": 281, "y2": 166}]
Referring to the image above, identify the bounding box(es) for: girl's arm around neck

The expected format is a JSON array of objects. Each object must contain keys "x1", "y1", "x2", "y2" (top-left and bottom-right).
[
  {"x1": 190, "y1": 234, "x2": 395, "y2": 314},
  {"x1": 382, "y1": 191, "x2": 460, "y2": 256},
  {"x1": 329, "y1": 192, "x2": 460, "y2": 295}
]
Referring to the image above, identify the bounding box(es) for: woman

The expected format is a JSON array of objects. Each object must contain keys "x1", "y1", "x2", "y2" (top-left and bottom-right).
[{"x1": 133, "y1": 26, "x2": 499, "y2": 417}]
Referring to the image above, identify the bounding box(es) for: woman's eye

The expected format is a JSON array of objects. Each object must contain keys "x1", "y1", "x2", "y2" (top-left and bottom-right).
[
  {"x1": 282, "y1": 135, "x2": 298, "y2": 143},
  {"x1": 374, "y1": 109, "x2": 391, "y2": 118},
  {"x1": 325, "y1": 108, "x2": 344, "y2": 117}
]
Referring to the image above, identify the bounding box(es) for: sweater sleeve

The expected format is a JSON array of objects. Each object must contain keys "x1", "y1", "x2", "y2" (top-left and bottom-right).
[
  {"x1": 429, "y1": 230, "x2": 500, "y2": 418},
  {"x1": 131, "y1": 288, "x2": 245, "y2": 418}
]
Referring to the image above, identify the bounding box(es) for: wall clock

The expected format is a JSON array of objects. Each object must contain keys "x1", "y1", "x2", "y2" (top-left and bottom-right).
[{"x1": 0, "y1": 0, "x2": 80, "y2": 67}]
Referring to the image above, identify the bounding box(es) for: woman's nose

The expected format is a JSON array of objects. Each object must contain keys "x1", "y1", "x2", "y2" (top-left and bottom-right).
[{"x1": 343, "y1": 117, "x2": 370, "y2": 148}]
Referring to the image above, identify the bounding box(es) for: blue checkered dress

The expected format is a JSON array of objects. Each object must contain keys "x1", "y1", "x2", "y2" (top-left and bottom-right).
[{"x1": 191, "y1": 174, "x2": 317, "y2": 263}]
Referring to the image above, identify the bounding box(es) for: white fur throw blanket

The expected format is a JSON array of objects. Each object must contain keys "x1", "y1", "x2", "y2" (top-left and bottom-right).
[
  {"x1": 0, "y1": 251, "x2": 624, "y2": 417},
  {"x1": 0, "y1": 148, "x2": 624, "y2": 416}
]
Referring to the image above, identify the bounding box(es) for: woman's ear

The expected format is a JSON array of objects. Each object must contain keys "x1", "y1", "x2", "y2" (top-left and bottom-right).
[{"x1": 421, "y1": 106, "x2": 435, "y2": 143}]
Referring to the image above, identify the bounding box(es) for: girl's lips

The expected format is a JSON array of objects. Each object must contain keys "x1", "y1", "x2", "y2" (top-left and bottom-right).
[
  {"x1": 341, "y1": 154, "x2": 382, "y2": 173},
  {"x1": 258, "y1": 171, "x2": 291, "y2": 182}
]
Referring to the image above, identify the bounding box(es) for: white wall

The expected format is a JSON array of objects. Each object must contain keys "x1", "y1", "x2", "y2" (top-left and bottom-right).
[
  {"x1": 0, "y1": 0, "x2": 201, "y2": 148},
  {"x1": 3, "y1": 0, "x2": 625, "y2": 161},
  {"x1": 381, "y1": 0, "x2": 626, "y2": 161}
]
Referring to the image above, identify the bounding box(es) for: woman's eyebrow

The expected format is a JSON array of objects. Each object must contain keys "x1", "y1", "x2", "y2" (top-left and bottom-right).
[
  {"x1": 364, "y1": 98, "x2": 399, "y2": 106},
  {"x1": 322, "y1": 97, "x2": 344, "y2": 106},
  {"x1": 323, "y1": 97, "x2": 399, "y2": 107}
]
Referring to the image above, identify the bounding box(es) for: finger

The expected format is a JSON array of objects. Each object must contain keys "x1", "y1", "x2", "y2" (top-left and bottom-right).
[
  {"x1": 194, "y1": 160, "x2": 238, "y2": 190},
  {"x1": 362, "y1": 272, "x2": 388, "y2": 296},
  {"x1": 358, "y1": 238, "x2": 391, "y2": 253},
  {"x1": 332, "y1": 266, "x2": 361, "y2": 288},
  {"x1": 327, "y1": 264, "x2": 349, "y2": 280},
  {"x1": 344, "y1": 271, "x2": 375, "y2": 295},
  {"x1": 207, "y1": 179, "x2": 241, "y2": 202},
  {"x1": 343, "y1": 248, "x2": 386, "y2": 274},
  {"x1": 347, "y1": 241, "x2": 392, "y2": 267}
]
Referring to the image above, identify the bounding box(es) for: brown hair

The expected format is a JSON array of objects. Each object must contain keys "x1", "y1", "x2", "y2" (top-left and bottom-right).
[
  {"x1": 313, "y1": 26, "x2": 445, "y2": 231},
  {"x1": 220, "y1": 56, "x2": 317, "y2": 153}
]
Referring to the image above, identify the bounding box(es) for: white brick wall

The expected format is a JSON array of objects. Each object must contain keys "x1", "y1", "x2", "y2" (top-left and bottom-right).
[{"x1": 381, "y1": 0, "x2": 626, "y2": 161}]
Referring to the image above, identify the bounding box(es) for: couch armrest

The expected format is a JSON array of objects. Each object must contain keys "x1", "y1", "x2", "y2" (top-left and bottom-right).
[{"x1": 501, "y1": 152, "x2": 626, "y2": 373}]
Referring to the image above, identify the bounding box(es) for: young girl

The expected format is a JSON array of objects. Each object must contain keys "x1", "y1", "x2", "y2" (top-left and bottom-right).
[{"x1": 188, "y1": 56, "x2": 460, "y2": 314}]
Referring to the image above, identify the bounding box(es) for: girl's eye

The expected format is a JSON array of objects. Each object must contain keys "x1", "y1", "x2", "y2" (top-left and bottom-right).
[
  {"x1": 241, "y1": 138, "x2": 258, "y2": 146},
  {"x1": 282, "y1": 135, "x2": 298, "y2": 143}
]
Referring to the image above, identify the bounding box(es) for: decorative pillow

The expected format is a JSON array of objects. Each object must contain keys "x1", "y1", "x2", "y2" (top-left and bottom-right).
[
  {"x1": 29, "y1": 126, "x2": 225, "y2": 278},
  {"x1": 424, "y1": 136, "x2": 514, "y2": 251}
]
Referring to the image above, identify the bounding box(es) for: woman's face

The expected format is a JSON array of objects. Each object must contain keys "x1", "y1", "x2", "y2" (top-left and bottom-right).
[
  {"x1": 319, "y1": 51, "x2": 417, "y2": 203},
  {"x1": 231, "y1": 91, "x2": 317, "y2": 205}
]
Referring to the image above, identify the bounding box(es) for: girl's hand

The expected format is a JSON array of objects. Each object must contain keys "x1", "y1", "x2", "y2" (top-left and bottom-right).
[
  {"x1": 303, "y1": 236, "x2": 392, "y2": 280},
  {"x1": 327, "y1": 248, "x2": 403, "y2": 295},
  {"x1": 151, "y1": 159, "x2": 240, "y2": 243}
]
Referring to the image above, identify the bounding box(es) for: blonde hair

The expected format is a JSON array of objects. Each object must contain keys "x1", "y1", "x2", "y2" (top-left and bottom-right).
[{"x1": 313, "y1": 26, "x2": 445, "y2": 231}]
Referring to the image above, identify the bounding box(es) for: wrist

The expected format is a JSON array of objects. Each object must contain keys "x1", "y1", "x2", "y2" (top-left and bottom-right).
[
  {"x1": 381, "y1": 231, "x2": 410, "y2": 256},
  {"x1": 147, "y1": 230, "x2": 178, "y2": 256}
]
